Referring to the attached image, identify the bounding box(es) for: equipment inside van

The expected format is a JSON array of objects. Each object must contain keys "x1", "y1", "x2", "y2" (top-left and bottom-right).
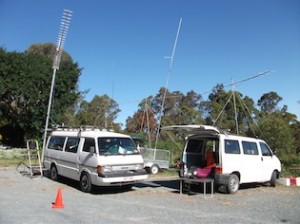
[
  {"x1": 43, "y1": 126, "x2": 148, "y2": 192},
  {"x1": 162, "y1": 125, "x2": 282, "y2": 194}
]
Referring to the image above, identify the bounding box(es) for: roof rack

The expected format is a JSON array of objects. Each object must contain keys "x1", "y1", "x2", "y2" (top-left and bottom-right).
[{"x1": 53, "y1": 125, "x2": 114, "y2": 132}]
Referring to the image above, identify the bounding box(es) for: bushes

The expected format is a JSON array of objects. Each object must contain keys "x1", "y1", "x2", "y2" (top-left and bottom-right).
[
  {"x1": 0, "y1": 148, "x2": 27, "y2": 166},
  {"x1": 0, "y1": 148, "x2": 27, "y2": 159},
  {"x1": 279, "y1": 153, "x2": 300, "y2": 177}
]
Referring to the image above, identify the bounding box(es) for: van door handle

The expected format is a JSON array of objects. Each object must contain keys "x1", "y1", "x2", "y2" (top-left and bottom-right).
[{"x1": 261, "y1": 157, "x2": 263, "y2": 161}]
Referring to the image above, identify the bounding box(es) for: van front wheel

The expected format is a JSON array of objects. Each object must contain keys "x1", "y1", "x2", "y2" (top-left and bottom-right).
[
  {"x1": 227, "y1": 174, "x2": 239, "y2": 194},
  {"x1": 80, "y1": 172, "x2": 92, "y2": 193}
]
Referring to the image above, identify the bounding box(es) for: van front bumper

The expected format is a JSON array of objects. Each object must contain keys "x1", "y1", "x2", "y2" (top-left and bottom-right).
[{"x1": 92, "y1": 169, "x2": 148, "y2": 186}]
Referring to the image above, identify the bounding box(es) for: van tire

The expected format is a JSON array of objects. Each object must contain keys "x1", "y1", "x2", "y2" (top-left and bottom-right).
[
  {"x1": 270, "y1": 171, "x2": 277, "y2": 187},
  {"x1": 80, "y1": 172, "x2": 92, "y2": 193},
  {"x1": 227, "y1": 174, "x2": 239, "y2": 194},
  {"x1": 50, "y1": 165, "x2": 58, "y2": 181}
]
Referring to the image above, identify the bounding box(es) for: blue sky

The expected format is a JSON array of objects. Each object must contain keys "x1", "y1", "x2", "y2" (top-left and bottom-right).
[{"x1": 1, "y1": 0, "x2": 299, "y2": 127}]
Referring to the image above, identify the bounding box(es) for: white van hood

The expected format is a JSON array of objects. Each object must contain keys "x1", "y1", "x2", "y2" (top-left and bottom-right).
[{"x1": 161, "y1": 125, "x2": 220, "y2": 136}]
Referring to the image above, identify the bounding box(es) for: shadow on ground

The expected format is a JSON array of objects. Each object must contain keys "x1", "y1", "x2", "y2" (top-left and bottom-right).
[{"x1": 38, "y1": 170, "x2": 273, "y2": 196}]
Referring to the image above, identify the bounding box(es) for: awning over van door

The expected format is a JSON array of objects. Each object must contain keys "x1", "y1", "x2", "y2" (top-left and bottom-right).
[{"x1": 161, "y1": 125, "x2": 220, "y2": 137}]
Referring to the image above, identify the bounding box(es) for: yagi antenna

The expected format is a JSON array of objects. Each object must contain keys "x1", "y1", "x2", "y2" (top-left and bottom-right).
[
  {"x1": 42, "y1": 9, "x2": 73, "y2": 161},
  {"x1": 200, "y1": 70, "x2": 272, "y2": 96},
  {"x1": 155, "y1": 17, "x2": 182, "y2": 149}
]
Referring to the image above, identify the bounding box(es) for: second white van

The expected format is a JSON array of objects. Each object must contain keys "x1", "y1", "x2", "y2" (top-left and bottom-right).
[{"x1": 162, "y1": 125, "x2": 282, "y2": 194}]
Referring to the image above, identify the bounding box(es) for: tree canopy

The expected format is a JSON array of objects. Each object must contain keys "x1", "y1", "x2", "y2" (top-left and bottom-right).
[
  {"x1": 74, "y1": 94, "x2": 121, "y2": 132},
  {"x1": 0, "y1": 44, "x2": 81, "y2": 145}
]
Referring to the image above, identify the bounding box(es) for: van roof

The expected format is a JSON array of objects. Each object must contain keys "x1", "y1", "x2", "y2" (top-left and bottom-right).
[
  {"x1": 161, "y1": 125, "x2": 220, "y2": 135},
  {"x1": 162, "y1": 124, "x2": 266, "y2": 142},
  {"x1": 50, "y1": 127, "x2": 130, "y2": 139}
]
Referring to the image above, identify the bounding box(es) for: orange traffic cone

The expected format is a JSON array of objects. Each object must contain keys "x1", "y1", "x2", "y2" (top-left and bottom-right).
[{"x1": 52, "y1": 188, "x2": 64, "y2": 209}]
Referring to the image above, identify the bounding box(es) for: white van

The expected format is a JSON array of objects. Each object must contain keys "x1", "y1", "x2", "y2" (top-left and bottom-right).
[
  {"x1": 43, "y1": 127, "x2": 148, "y2": 192},
  {"x1": 162, "y1": 125, "x2": 282, "y2": 194}
]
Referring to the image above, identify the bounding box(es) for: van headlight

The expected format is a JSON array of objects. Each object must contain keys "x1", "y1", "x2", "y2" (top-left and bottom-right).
[
  {"x1": 97, "y1": 165, "x2": 112, "y2": 173},
  {"x1": 103, "y1": 165, "x2": 112, "y2": 172}
]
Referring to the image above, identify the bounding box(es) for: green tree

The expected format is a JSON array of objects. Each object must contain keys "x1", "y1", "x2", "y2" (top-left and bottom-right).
[
  {"x1": 75, "y1": 94, "x2": 121, "y2": 130},
  {"x1": 0, "y1": 44, "x2": 81, "y2": 144},
  {"x1": 26, "y1": 42, "x2": 73, "y2": 64},
  {"x1": 255, "y1": 112, "x2": 294, "y2": 156},
  {"x1": 202, "y1": 84, "x2": 257, "y2": 135},
  {"x1": 290, "y1": 121, "x2": 300, "y2": 154},
  {"x1": 150, "y1": 88, "x2": 203, "y2": 126},
  {"x1": 125, "y1": 97, "x2": 158, "y2": 147},
  {"x1": 126, "y1": 88, "x2": 203, "y2": 149},
  {"x1": 258, "y1": 91, "x2": 282, "y2": 112}
]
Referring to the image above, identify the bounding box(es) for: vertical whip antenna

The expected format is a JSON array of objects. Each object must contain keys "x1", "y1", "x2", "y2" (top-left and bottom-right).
[{"x1": 155, "y1": 17, "x2": 182, "y2": 149}]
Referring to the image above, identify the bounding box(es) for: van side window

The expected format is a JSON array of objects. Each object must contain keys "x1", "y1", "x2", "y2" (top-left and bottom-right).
[
  {"x1": 186, "y1": 139, "x2": 203, "y2": 153},
  {"x1": 48, "y1": 136, "x2": 65, "y2": 151},
  {"x1": 260, "y1": 142, "x2": 272, "y2": 156},
  {"x1": 225, "y1": 140, "x2": 240, "y2": 154},
  {"x1": 65, "y1": 137, "x2": 80, "y2": 153},
  {"x1": 83, "y1": 138, "x2": 95, "y2": 153},
  {"x1": 242, "y1": 141, "x2": 258, "y2": 155}
]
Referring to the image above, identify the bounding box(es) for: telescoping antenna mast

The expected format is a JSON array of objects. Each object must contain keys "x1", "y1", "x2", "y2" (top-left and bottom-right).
[
  {"x1": 154, "y1": 17, "x2": 182, "y2": 149},
  {"x1": 42, "y1": 9, "x2": 73, "y2": 160}
]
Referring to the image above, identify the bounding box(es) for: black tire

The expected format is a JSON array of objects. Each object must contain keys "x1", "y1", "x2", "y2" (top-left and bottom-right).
[
  {"x1": 227, "y1": 174, "x2": 239, "y2": 194},
  {"x1": 270, "y1": 171, "x2": 277, "y2": 187},
  {"x1": 150, "y1": 164, "x2": 159, "y2": 175},
  {"x1": 50, "y1": 165, "x2": 58, "y2": 181},
  {"x1": 80, "y1": 172, "x2": 92, "y2": 193}
]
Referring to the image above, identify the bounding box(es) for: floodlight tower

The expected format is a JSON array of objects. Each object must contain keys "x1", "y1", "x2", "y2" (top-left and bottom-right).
[{"x1": 42, "y1": 9, "x2": 73, "y2": 160}]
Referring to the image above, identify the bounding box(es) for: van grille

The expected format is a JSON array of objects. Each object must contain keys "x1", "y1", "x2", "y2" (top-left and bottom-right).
[{"x1": 112, "y1": 165, "x2": 136, "y2": 171}]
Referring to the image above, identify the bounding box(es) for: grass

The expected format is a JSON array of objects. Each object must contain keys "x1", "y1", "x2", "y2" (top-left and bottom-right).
[
  {"x1": 156, "y1": 168, "x2": 179, "y2": 177},
  {"x1": 0, "y1": 148, "x2": 27, "y2": 167},
  {"x1": 0, "y1": 158, "x2": 25, "y2": 167}
]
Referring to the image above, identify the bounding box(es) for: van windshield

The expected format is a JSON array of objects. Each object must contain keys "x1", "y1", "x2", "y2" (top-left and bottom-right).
[{"x1": 98, "y1": 137, "x2": 140, "y2": 155}]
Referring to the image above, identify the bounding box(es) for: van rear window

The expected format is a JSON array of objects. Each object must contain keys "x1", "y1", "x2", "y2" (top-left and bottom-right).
[{"x1": 225, "y1": 140, "x2": 240, "y2": 154}]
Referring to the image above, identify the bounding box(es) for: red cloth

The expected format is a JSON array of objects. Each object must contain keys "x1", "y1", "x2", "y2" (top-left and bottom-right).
[
  {"x1": 206, "y1": 151, "x2": 216, "y2": 168},
  {"x1": 194, "y1": 152, "x2": 216, "y2": 178}
]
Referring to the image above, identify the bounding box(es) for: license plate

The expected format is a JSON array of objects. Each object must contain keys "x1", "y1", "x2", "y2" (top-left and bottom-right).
[{"x1": 123, "y1": 177, "x2": 133, "y2": 181}]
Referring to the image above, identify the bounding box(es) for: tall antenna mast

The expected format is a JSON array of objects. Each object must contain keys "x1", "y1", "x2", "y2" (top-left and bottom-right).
[
  {"x1": 155, "y1": 17, "x2": 182, "y2": 149},
  {"x1": 42, "y1": 9, "x2": 73, "y2": 160},
  {"x1": 231, "y1": 79, "x2": 239, "y2": 134}
]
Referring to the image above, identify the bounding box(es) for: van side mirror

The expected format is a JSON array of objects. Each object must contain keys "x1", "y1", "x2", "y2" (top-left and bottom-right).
[{"x1": 89, "y1": 146, "x2": 95, "y2": 154}]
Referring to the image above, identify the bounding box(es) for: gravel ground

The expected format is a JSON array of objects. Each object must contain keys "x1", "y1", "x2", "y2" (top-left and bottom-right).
[{"x1": 0, "y1": 166, "x2": 300, "y2": 224}]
